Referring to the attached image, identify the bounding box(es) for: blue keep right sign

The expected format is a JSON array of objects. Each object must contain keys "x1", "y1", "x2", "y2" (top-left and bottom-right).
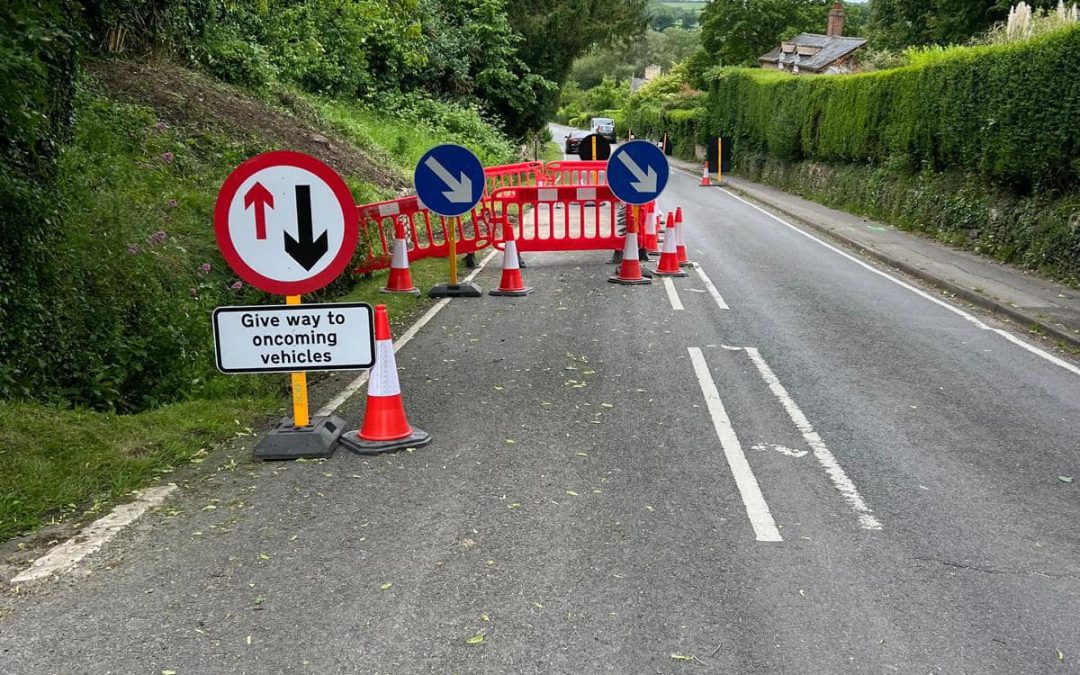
[{"x1": 606, "y1": 140, "x2": 670, "y2": 205}]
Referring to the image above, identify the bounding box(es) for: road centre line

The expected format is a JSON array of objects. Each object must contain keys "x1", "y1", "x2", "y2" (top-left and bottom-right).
[
  {"x1": 694, "y1": 265, "x2": 730, "y2": 310},
  {"x1": 11, "y1": 485, "x2": 178, "y2": 584},
  {"x1": 688, "y1": 348, "x2": 783, "y2": 542},
  {"x1": 316, "y1": 248, "x2": 499, "y2": 418},
  {"x1": 718, "y1": 187, "x2": 1080, "y2": 379},
  {"x1": 744, "y1": 347, "x2": 883, "y2": 531},
  {"x1": 662, "y1": 277, "x2": 684, "y2": 311}
]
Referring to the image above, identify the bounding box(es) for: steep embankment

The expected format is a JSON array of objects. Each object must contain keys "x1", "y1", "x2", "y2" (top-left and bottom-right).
[
  {"x1": 91, "y1": 60, "x2": 407, "y2": 190},
  {"x1": 0, "y1": 58, "x2": 498, "y2": 546}
]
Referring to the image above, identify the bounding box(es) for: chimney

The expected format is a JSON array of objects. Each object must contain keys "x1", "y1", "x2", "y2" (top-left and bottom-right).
[{"x1": 827, "y1": 1, "x2": 845, "y2": 37}]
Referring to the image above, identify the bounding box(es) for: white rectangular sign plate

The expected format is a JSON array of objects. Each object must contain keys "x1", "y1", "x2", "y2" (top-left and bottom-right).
[{"x1": 213, "y1": 302, "x2": 375, "y2": 374}]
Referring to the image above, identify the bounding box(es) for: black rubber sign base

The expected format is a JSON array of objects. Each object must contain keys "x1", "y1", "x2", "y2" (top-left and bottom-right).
[
  {"x1": 428, "y1": 282, "x2": 482, "y2": 298},
  {"x1": 253, "y1": 415, "x2": 346, "y2": 460}
]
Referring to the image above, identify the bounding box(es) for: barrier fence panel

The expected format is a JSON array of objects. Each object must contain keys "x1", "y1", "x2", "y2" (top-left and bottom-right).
[
  {"x1": 353, "y1": 161, "x2": 656, "y2": 273},
  {"x1": 354, "y1": 196, "x2": 491, "y2": 275},
  {"x1": 487, "y1": 185, "x2": 626, "y2": 253},
  {"x1": 484, "y1": 161, "x2": 545, "y2": 194},
  {"x1": 545, "y1": 161, "x2": 608, "y2": 187}
]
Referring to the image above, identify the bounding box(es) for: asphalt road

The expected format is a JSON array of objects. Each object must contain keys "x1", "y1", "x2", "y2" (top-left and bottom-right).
[{"x1": 2, "y1": 132, "x2": 1078, "y2": 674}]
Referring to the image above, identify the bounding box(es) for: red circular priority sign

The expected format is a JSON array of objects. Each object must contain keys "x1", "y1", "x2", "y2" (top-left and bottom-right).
[{"x1": 214, "y1": 151, "x2": 358, "y2": 295}]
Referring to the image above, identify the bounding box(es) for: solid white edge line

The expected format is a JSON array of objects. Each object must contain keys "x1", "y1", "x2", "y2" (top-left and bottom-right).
[
  {"x1": 688, "y1": 347, "x2": 783, "y2": 542},
  {"x1": 662, "y1": 277, "x2": 684, "y2": 311},
  {"x1": 316, "y1": 248, "x2": 500, "y2": 418},
  {"x1": 744, "y1": 347, "x2": 883, "y2": 531},
  {"x1": 11, "y1": 485, "x2": 178, "y2": 584},
  {"x1": 694, "y1": 265, "x2": 730, "y2": 310},
  {"x1": 719, "y1": 187, "x2": 1080, "y2": 378}
]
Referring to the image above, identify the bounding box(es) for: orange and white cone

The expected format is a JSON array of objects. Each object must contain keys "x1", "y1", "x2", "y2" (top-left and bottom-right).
[
  {"x1": 608, "y1": 226, "x2": 652, "y2": 286},
  {"x1": 490, "y1": 225, "x2": 533, "y2": 296},
  {"x1": 381, "y1": 220, "x2": 420, "y2": 295},
  {"x1": 340, "y1": 305, "x2": 431, "y2": 455},
  {"x1": 643, "y1": 210, "x2": 661, "y2": 255},
  {"x1": 652, "y1": 212, "x2": 688, "y2": 277},
  {"x1": 699, "y1": 162, "x2": 711, "y2": 187},
  {"x1": 674, "y1": 206, "x2": 694, "y2": 268}
]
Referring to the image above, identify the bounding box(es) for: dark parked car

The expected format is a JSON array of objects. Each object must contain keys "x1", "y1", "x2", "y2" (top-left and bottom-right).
[{"x1": 564, "y1": 129, "x2": 590, "y2": 154}]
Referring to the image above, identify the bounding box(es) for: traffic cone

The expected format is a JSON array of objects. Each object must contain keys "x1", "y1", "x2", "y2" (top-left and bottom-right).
[
  {"x1": 490, "y1": 224, "x2": 533, "y2": 296},
  {"x1": 381, "y1": 220, "x2": 420, "y2": 295},
  {"x1": 674, "y1": 207, "x2": 694, "y2": 268},
  {"x1": 652, "y1": 212, "x2": 688, "y2": 277},
  {"x1": 644, "y1": 212, "x2": 662, "y2": 255},
  {"x1": 339, "y1": 305, "x2": 432, "y2": 455},
  {"x1": 608, "y1": 226, "x2": 652, "y2": 286},
  {"x1": 699, "y1": 162, "x2": 710, "y2": 187}
]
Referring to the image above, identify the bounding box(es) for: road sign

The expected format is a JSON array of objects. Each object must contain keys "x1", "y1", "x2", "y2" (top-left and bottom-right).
[
  {"x1": 606, "y1": 140, "x2": 670, "y2": 205},
  {"x1": 214, "y1": 151, "x2": 359, "y2": 296},
  {"x1": 213, "y1": 302, "x2": 375, "y2": 374},
  {"x1": 413, "y1": 144, "x2": 484, "y2": 217},
  {"x1": 578, "y1": 134, "x2": 611, "y2": 161}
]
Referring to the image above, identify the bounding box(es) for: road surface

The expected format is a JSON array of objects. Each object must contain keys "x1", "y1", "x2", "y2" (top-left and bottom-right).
[{"x1": 1, "y1": 129, "x2": 1077, "y2": 674}]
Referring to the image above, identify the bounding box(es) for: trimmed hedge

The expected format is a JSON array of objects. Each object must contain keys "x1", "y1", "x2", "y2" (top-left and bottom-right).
[{"x1": 701, "y1": 28, "x2": 1080, "y2": 192}]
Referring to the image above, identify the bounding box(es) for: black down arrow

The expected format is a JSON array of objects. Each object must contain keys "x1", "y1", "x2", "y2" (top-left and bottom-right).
[{"x1": 284, "y1": 184, "x2": 329, "y2": 271}]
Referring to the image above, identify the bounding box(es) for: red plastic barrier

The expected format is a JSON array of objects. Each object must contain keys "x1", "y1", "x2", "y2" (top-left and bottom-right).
[
  {"x1": 354, "y1": 196, "x2": 491, "y2": 275},
  {"x1": 544, "y1": 161, "x2": 608, "y2": 187},
  {"x1": 486, "y1": 184, "x2": 625, "y2": 253},
  {"x1": 484, "y1": 161, "x2": 545, "y2": 194}
]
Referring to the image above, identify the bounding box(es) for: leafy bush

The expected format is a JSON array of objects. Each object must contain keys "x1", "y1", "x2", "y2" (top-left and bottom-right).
[
  {"x1": 0, "y1": 82, "x2": 278, "y2": 411},
  {"x1": 195, "y1": 26, "x2": 275, "y2": 89}
]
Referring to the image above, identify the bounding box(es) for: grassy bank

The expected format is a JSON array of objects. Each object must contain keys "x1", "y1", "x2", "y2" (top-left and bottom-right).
[{"x1": 0, "y1": 59, "x2": 515, "y2": 543}]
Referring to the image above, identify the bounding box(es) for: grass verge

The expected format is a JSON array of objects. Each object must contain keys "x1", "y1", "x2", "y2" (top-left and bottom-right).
[{"x1": 0, "y1": 396, "x2": 277, "y2": 542}]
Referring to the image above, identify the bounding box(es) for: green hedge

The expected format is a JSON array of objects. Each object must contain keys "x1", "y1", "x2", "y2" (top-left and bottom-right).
[{"x1": 701, "y1": 28, "x2": 1080, "y2": 191}]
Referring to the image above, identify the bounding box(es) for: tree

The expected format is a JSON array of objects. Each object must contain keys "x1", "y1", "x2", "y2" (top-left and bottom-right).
[
  {"x1": 698, "y1": 0, "x2": 832, "y2": 67},
  {"x1": 868, "y1": 0, "x2": 1060, "y2": 48},
  {"x1": 506, "y1": 0, "x2": 648, "y2": 122}
]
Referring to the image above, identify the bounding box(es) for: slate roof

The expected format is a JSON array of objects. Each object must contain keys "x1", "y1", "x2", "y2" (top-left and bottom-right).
[{"x1": 759, "y1": 33, "x2": 867, "y2": 72}]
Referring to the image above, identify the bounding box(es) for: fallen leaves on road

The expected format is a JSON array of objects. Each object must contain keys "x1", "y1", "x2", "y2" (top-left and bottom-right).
[
  {"x1": 1059, "y1": 476, "x2": 1074, "y2": 484},
  {"x1": 466, "y1": 633, "x2": 485, "y2": 645},
  {"x1": 670, "y1": 653, "x2": 696, "y2": 661},
  {"x1": 380, "y1": 582, "x2": 393, "y2": 591}
]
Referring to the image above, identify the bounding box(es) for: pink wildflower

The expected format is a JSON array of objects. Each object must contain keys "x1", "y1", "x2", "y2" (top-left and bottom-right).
[{"x1": 161, "y1": 152, "x2": 174, "y2": 165}]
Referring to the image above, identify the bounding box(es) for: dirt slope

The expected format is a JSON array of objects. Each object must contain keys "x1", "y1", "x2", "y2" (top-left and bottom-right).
[{"x1": 90, "y1": 59, "x2": 409, "y2": 190}]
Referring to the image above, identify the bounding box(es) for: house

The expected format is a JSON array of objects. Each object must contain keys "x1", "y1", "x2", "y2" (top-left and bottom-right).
[
  {"x1": 630, "y1": 64, "x2": 663, "y2": 93},
  {"x1": 758, "y1": 2, "x2": 866, "y2": 75}
]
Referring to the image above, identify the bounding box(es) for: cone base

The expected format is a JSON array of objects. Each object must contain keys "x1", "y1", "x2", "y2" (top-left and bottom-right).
[
  {"x1": 253, "y1": 415, "x2": 345, "y2": 461},
  {"x1": 653, "y1": 267, "x2": 689, "y2": 278},
  {"x1": 429, "y1": 282, "x2": 482, "y2": 298},
  {"x1": 339, "y1": 427, "x2": 432, "y2": 455},
  {"x1": 646, "y1": 248, "x2": 662, "y2": 256},
  {"x1": 679, "y1": 261, "x2": 697, "y2": 268},
  {"x1": 608, "y1": 275, "x2": 652, "y2": 286},
  {"x1": 381, "y1": 286, "x2": 421, "y2": 296},
  {"x1": 490, "y1": 286, "x2": 534, "y2": 297}
]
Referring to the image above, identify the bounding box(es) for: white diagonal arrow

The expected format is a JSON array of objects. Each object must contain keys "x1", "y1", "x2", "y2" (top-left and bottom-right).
[
  {"x1": 424, "y1": 156, "x2": 473, "y2": 204},
  {"x1": 617, "y1": 151, "x2": 658, "y2": 193}
]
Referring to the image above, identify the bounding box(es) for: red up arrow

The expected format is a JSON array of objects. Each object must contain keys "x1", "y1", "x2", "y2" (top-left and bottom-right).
[{"x1": 244, "y1": 182, "x2": 274, "y2": 240}]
